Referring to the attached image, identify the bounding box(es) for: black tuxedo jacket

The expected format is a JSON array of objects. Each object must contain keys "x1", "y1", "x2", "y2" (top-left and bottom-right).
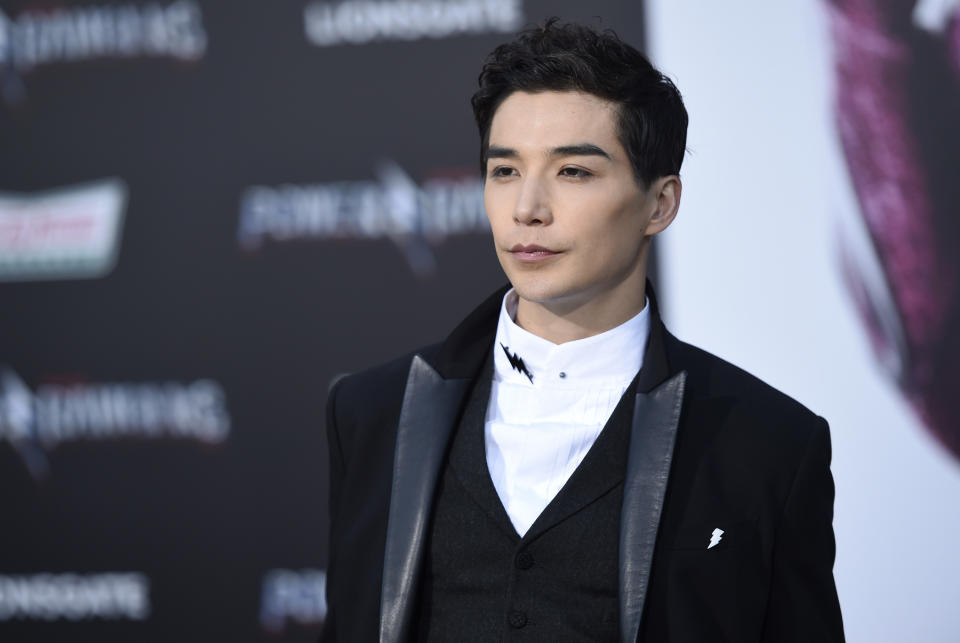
[{"x1": 322, "y1": 286, "x2": 844, "y2": 642}]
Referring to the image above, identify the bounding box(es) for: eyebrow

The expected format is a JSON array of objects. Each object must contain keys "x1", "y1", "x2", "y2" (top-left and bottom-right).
[
  {"x1": 551, "y1": 143, "x2": 612, "y2": 160},
  {"x1": 486, "y1": 145, "x2": 519, "y2": 160},
  {"x1": 486, "y1": 143, "x2": 612, "y2": 162}
]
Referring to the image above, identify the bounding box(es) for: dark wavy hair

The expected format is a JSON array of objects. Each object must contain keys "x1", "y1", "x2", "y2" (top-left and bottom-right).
[{"x1": 471, "y1": 19, "x2": 688, "y2": 187}]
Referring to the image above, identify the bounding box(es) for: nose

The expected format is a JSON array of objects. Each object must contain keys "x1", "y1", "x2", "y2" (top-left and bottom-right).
[{"x1": 513, "y1": 177, "x2": 552, "y2": 226}]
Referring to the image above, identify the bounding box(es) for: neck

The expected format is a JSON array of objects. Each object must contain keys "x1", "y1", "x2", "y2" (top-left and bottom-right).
[{"x1": 514, "y1": 269, "x2": 648, "y2": 345}]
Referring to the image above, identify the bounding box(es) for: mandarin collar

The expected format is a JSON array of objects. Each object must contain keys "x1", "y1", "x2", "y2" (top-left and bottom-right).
[{"x1": 493, "y1": 289, "x2": 650, "y2": 388}]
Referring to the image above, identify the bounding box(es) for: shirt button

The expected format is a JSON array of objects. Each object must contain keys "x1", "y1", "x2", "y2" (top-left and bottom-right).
[
  {"x1": 558, "y1": 371, "x2": 567, "y2": 379},
  {"x1": 508, "y1": 609, "x2": 527, "y2": 628},
  {"x1": 515, "y1": 551, "x2": 534, "y2": 570}
]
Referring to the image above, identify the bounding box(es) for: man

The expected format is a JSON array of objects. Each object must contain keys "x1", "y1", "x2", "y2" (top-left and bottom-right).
[{"x1": 322, "y1": 20, "x2": 844, "y2": 643}]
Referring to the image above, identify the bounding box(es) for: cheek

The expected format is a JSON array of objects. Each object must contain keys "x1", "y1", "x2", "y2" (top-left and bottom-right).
[
  {"x1": 483, "y1": 187, "x2": 512, "y2": 231},
  {"x1": 564, "y1": 193, "x2": 645, "y2": 252}
]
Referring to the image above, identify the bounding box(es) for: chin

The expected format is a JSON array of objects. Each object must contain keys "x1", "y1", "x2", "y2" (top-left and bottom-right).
[{"x1": 509, "y1": 275, "x2": 586, "y2": 306}]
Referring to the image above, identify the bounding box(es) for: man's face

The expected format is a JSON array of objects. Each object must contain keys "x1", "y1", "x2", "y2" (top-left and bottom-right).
[{"x1": 484, "y1": 90, "x2": 661, "y2": 314}]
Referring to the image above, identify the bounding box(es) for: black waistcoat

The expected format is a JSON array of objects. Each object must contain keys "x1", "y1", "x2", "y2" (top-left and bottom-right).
[{"x1": 414, "y1": 353, "x2": 637, "y2": 642}]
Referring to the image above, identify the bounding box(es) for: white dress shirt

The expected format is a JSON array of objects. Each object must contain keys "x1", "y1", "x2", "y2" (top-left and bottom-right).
[{"x1": 485, "y1": 289, "x2": 650, "y2": 536}]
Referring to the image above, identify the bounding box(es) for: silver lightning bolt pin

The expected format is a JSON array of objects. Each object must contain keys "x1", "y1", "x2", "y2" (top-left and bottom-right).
[{"x1": 707, "y1": 528, "x2": 724, "y2": 549}]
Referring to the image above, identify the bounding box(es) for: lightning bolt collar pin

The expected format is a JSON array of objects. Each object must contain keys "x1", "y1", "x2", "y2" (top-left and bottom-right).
[
  {"x1": 500, "y1": 343, "x2": 533, "y2": 383},
  {"x1": 707, "y1": 528, "x2": 724, "y2": 549}
]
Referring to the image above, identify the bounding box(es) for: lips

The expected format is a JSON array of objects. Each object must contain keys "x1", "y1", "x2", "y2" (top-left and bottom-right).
[{"x1": 509, "y1": 244, "x2": 562, "y2": 263}]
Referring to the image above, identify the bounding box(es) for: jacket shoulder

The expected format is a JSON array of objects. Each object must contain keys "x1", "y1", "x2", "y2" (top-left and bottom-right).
[
  {"x1": 669, "y1": 335, "x2": 825, "y2": 433},
  {"x1": 334, "y1": 342, "x2": 441, "y2": 399},
  {"x1": 327, "y1": 343, "x2": 442, "y2": 447}
]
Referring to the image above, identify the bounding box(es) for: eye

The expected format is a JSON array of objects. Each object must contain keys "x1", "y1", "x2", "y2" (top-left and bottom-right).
[
  {"x1": 559, "y1": 166, "x2": 593, "y2": 179},
  {"x1": 489, "y1": 166, "x2": 517, "y2": 179}
]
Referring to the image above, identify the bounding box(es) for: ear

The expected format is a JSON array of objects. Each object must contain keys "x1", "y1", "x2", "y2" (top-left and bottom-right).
[{"x1": 643, "y1": 175, "x2": 681, "y2": 237}]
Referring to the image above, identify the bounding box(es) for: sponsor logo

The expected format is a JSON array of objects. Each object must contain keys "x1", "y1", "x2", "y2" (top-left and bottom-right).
[
  {"x1": 0, "y1": 1, "x2": 206, "y2": 69},
  {"x1": 238, "y1": 161, "x2": 489, "y2": 276},
  {"x1": 0, "y1": 573, "x2": 149, "y2": 621},
  {"x1": 0, "y1": 1, "x2": 206, "y2": 103},
  {"x1": 0, "y1": 367, "x2": 231, "y2": 480},
  {"x1": 0, "y1": 180, "x2": 126, "y2": 282},
  {"x1": 304, "y1": 0, "x2": 523, "y2": 47},
  {"x1": 260, "y1": 569, "x2": 326, "y2": 633}
]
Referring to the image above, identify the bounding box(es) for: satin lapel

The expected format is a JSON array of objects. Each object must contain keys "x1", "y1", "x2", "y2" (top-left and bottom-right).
[
  {"x1": 619, "y1": 371, "x2": 686, "y2": 643},
  {"x1": 379, "y1": 355, "x2": 471, "y2": 643},
  {"x1": 446, "y1": 353, "x2": 522, "y2": 542}
]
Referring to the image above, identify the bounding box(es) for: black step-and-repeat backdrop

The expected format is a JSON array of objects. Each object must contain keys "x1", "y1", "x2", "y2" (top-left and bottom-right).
[{"x1": 0, "y1": 2, "x2": 644, "y2": 640}]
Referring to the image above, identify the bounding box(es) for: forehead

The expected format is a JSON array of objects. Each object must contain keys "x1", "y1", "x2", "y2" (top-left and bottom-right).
[{"x1": 489, "y1": 90, "x2": 621, "y2": 151}]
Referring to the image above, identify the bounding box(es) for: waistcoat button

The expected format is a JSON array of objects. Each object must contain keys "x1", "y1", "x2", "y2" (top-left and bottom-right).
[
  {"x1": 515, "y1": 551, "x2": 534, "y2": 570},
  {"x1": 508, "y1": 609, "x2": 527, "y2": 628}
]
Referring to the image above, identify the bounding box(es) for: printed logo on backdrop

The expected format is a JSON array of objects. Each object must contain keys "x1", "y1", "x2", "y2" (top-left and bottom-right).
[
  {"x1": 238, "y1": 161, "x2": 489, "y2": 277},
  {"x1": 0, "y1": 1, "x2": 207, "y2": 103},
  {"x1": 260, "y1": 569, "x2": 326, "y2": 633},
  {"x1": 304, "y1": 0, "x2": 523, "y2": 47},
  {"x1": 0, "y1": 367, "x2": 230, "y2": 480},
  {"x1": 0, "y1": 180, "x2": 126, "y2": 282},
  {"x1": 0, "y1": 573, "x2": 149, "y2": 621}
]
